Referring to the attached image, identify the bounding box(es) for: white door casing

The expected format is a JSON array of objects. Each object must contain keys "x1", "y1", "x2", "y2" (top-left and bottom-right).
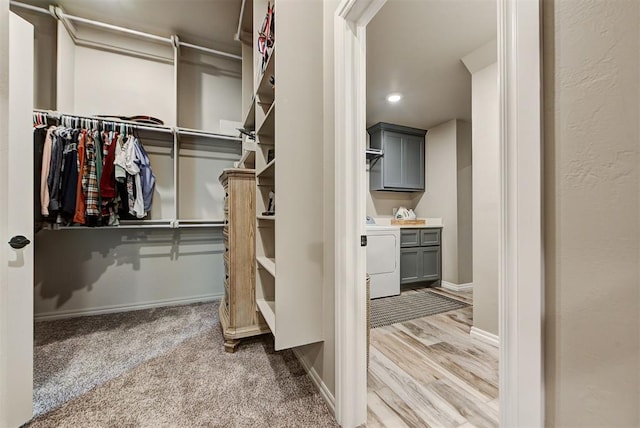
[
  {"x1": 333, "y1": 1, "x2": 386, "y2": 426},
  {"x1": 0, "y1": 11, "x2": 34, "y2": 428},
  {"x1": 333, "y1": 0, "x2": 543, "y2": 427}
]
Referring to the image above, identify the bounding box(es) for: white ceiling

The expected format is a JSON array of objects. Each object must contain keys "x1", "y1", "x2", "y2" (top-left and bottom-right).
[
  {"x1": 20, "y1": 0, "x2": 243, "y2": 55},
  {"x1": 367, "y1": 0, "x2": 496, "y2": 130}
]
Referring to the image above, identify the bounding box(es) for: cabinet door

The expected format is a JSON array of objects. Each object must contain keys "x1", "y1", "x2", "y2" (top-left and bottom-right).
[
  {"x1": 400, "y1": 248, "x2": 421, "y2": 284},
  {"x1": 420, "y1": 246, "x2": 441, "y2": 281},
  {"x1": 382, "y1": 131, "x2": 404, "y2": 188},
  {"x1": 402, "y1": 135, "x2": 425, "y2": 190},
  {"x1": 400, "y1": 229, "x2": 420, "y2": 248},
  {"x1": 420, "y1": 229, "x2": 441, "y2": 246}
]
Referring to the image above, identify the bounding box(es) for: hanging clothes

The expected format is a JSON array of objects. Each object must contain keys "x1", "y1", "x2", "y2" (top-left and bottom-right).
[
  {"x1": 34, "y1": 126, "x2": 48, "y2": 232},
  {"x1": 83, "y1": 132, "x2": 100, "y2": 226},
  {"x1": 100, "y1": 131, "x2": 117, "y2": 199},
  {"x1": 73, "y1": 130, "x2": 87, "y2": 225},
  {"x1": 134, "y1": 139, "x2": 155, "y2": 213},
  {"x1": 114, "y1": 135, "x2": 145, "y2": 218},
  {"x1": 60, "y1": 129, "x2": 79, "y2": 222},
  {"x1": 100, "y1": 131, "x2": 119, "y2": 226},
  {"x1": 48, "y1": 128, "x2": 64, "y2": 214},
  {"x1": 33, "y1": 115, "x2": 157, "y2": 228},
  {"x1": 40, "y1": 126, "x2": 55, "y2": 217}
]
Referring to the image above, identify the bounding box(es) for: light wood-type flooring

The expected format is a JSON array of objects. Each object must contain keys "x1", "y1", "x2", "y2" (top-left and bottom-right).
[{"x1": 367, "y1": 287, "x2": 499, "y2": 428}]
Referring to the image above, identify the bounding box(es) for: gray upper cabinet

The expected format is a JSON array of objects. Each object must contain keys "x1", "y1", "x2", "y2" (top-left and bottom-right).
[{"x1": 368, "y1": 122, "x2": 427, "y2": 192}]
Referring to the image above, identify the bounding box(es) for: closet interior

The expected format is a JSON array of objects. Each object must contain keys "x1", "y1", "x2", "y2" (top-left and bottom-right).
[
  {"x1": 14, "y1": 0, "x2": 327, "y2": 352},
  {"x1": 13, "y1": 1, "x2": 244, "y2": 320},
  {"x1": 6, "y1": 0, "x2": 336, "y2": 422}
]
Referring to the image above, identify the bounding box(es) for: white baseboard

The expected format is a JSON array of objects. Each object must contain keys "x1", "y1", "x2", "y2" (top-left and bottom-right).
[
  {"x1": 470, "y1": 326, "x2": 500, "y2": 347},
  {"x1": 34, "y1": 293, "x2": 224, "y2": 322},
  {"x1": 293, "y1": 348, "x2": 336, "y2": 416},
  {"x1": 441, "y1": 281, "x2": 473, "y2": 292}
]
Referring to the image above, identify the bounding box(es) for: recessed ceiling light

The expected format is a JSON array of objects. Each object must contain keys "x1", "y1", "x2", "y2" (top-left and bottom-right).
[{"x1": 387, "y1": 93, "x2": 402, "y2": 103}]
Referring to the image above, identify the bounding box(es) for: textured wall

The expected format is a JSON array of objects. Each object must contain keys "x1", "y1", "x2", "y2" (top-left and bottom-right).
[{"x1": 543, "y1": 0, "x2": 640, "y2": 425}]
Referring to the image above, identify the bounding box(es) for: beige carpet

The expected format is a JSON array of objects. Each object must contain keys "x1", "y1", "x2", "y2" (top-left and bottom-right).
[{"x1": 28, "y1": 302, "x2": 338, "y2": 427}]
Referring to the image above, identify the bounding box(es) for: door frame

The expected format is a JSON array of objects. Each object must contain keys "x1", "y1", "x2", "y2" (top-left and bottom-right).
[{"x1": 333, "y1": 0, "x2": 544, "y2": 426}]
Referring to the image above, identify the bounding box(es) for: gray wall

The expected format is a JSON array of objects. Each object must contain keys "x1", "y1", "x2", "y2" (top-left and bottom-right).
[
  {"x1": 470, "y1": 61, "x2": 499, "y2": 335},
  {"x1": 414, "y1": 120, "x2": 458, "y2": 284},
  {"x1": 34, "y1": 229, "x2": 227, "y2": 318},
  {"x1": 456, "y1": 120, "x2": 473, "y2": 284},
  {"x1": 543, "y1": 0, "x2": 640, "y2": 425}
]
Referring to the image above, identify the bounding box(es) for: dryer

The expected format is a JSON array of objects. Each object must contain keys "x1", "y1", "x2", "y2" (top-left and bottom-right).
[{"x1": 366, "y1": 225, "x2": 400, "y2": 299}]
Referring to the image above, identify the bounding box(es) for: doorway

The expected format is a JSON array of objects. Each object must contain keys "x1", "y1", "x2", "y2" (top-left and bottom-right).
[{"x1": 333, "y1": 0, "x2": 543, "y2": 427}]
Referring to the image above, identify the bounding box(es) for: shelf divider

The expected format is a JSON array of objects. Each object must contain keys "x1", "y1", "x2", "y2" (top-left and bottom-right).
[
  {"x1": 257, "y1": 256, "x2": 276, "y2": 277},
  {"x1": 256, "y1": 158, "x2": 276, "y2": 178},
  {"x1": 256, "y1": 298, "x2": 276, "y2": 332}
]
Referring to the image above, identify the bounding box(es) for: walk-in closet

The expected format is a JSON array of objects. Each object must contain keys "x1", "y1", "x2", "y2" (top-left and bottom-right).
[
  {"x1": 4, "y1": 0, "x2": 333, "y2": 425},
  {"x1": 16, "y1": 2, "x2": 244, "y2": 320},
  {"x1": 14, "y1": 0, "x2": 245, "y2": 419}
]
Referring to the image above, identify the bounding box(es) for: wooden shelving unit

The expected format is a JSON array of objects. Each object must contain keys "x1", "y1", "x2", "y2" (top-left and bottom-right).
[
  {"x1": 244, "y1": 0, "x2": 324, "y2": 351},
  {"x1": 219, "y1": 168, "x2": 270, "y2": 353}
]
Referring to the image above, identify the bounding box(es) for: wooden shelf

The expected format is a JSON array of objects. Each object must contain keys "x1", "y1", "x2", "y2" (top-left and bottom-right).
[
  {"x1": 242, "y1": 97, "x2": 256, "y2": 131},
  {"x1": 256, "y1": 46, "x2": 275, "y2": 105},
  {"x1": 235, "y1": 0, "x2": 253, "y2": 44},
  {"x1": 257, "y1": 215, "x2": 275, "y2": 221},
  {"x1": 256, "y1": 298, "x2": 276, "y2": 332},
  {"x1": 256, "y1": 158, "x2": 275, "y2": 178},
  {"x1": 257, "y1": 256, "x2": 276, "y2": 277},
  {"x1": 256, "y1": 102, "x2": 275, "y2": 138},
  {"x1": 238, "y1": 149, "x2": 255, "y2": 168}
]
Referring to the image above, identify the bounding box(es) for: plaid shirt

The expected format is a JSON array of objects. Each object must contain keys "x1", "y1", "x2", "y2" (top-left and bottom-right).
[{"x1": 82, "y1": 132, "x2": 100, "y2": 217}]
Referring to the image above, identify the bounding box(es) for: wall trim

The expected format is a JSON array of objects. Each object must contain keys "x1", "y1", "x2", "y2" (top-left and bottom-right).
[
  {"x1": 34, "y1": 293, "x2": 223, "y2": 322},
  {"x1": 461, "y1": 39, "x2": 498, "y2": 74},
  {"x1": 293, "y1": 348, "x2": 336, "y2": 416},
  {"x1": 440, "y1": 281, "x2": 473, "y2": 292},
  {"x1": 470, "y1": 326, "x2": 500, "y2": 347}
]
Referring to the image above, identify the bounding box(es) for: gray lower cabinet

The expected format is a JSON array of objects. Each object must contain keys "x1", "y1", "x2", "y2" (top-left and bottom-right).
[
  {"x1": 400, "y1": 248, "x2": 421, "y2": 283},
  {"x1": 420, "y1": 246, "x2": 441, "y2": 281},
  {"x1": 400, "y1": 227, "x2": 442, "y2": 285}
]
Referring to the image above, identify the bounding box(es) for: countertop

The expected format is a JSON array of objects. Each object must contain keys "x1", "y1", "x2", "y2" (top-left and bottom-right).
[{"x1": 367, "y1": 217, "x2": 443, "y2": 229}]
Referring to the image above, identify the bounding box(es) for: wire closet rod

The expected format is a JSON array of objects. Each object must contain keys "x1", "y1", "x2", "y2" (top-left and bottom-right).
[
  {"x1": 35, "y1": 110, "x2": 243, "y2": 142},
  {"x1": 34, "y1": 109, "x2": 174, "y2": 134},
  {"x1": 9, "y1": 1, "x2": 241, "y2": 62}
]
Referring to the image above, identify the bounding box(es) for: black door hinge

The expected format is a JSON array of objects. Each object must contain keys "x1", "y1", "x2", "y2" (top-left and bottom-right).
[{"x1": 361, "y1": 235, "x2": 367, "y2": 247}]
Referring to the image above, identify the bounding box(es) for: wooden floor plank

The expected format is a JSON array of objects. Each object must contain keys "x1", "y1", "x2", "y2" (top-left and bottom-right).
[
  {"x1": 368, "y1": 390, "x2": 411, "y2": 428},
  {"x1": 368, "y1": 290, "x2": 499, "y2": 427},
  {"x1": 370, "y1": 349, "x2": 466, "y2": 428}
]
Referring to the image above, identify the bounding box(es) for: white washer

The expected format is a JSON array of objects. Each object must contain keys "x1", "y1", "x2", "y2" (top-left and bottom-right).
[{"x1": 366, "y1": 225, "x2": 400, "y2": 299}]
